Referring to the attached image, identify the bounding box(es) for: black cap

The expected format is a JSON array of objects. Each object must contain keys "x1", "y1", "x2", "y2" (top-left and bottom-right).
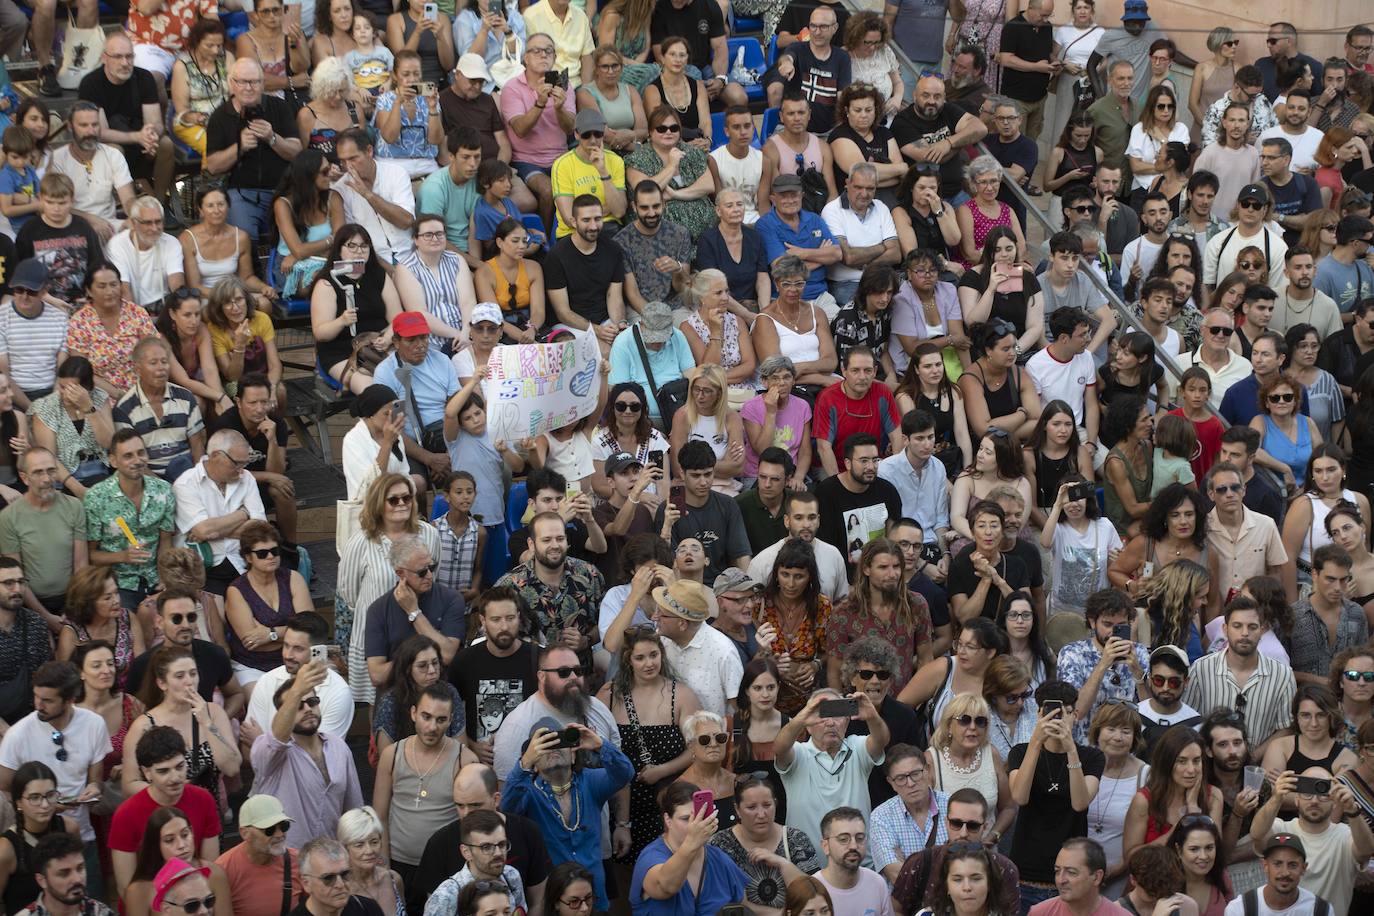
[
  {"x1": 604, "y1": 452, "x2": 643, "y2": 477},
  {"x1": 352, "y1": 384, "x2": 399, "y2": 418},
  {"x1": 1237, "y1": 183, "x2": 1270, "y2": 205},
  {"x1": 1262, "y1": 833, "x2": 1306, "y2": 858},
  {"x1": 9, "y1": 258, "x2": 49, "y2": 292}
]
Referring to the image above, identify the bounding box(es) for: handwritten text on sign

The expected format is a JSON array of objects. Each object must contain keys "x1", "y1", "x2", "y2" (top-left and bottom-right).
[{"x1": 483, "y1": 331, "x2": 601, "y2": 441}]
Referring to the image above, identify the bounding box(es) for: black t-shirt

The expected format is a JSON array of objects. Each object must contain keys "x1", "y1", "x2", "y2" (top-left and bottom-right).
[
  {"x1": 14, "y1": 216, "x2": 102, "y2": 305},
  {"x1": 827, "y1": 123, "x2": 893, "y2": 190},
  {"x1": 126, "y1": 639, "x2": 233, "y2": 701},
  {"x1": 848, "y1": 695, "x2": 922, "y2": 806},
  {"x1": 205, "y1": 95, "x2": 300, "y2": 191},
  {"x1": 292, "y1": 896, "x2": 381, "y2": 916},
  {"x1": 892, "y1": 103, "x2": 967, "y2": 199},
  {"x1": 781, "y1": 44, "x2": 850, "y2": 135},
  {"x1": 1004, "y1": 742, "x2": 1106, "y2": 882},
  {"x1": 958, "y1": 268, "x2": 1042, "y2": 338},
  {"x1": 409, "y1": 811, "x2": 552, "y2": 915},
  {"x1": 997, "y1": 15, "x2": 1054, "y2": 102},
  {"x1": 650, "y1": 0, "x2": 725, "y2": 70},
  {"x1": 776, "y1": 0, "x2": 850, "y2": 40},
  {"x1": 78, "y1": 66, "x2": 158, "y2": 135},
  {"x1": 653, "y1": 491, "x2": 754, "y2": 586},
  {"x1": 544, "y1": 237, "x2": 626, "y2": 327},
  {"x1": 909, "y1": 571, "x2": 950, "y2": 629},
  {"x1": 592, "y1": 498, "x2": 655, "y2": 586},
  {"x1": 447, "y1": 639, "x2": 536, "y2": 743},
  {"x1": 1097, "y1": 362, "x2": 1165, "y2": 410},
  {"x1": 1004, "y1": 538, "x2": 1043, "y2": 589},
  {"x1": 0, "y1": 232, "x2": 16, "y2": 298},
  {"x1": 814, "y1": 475, "x2": 904, "y2": 580},
  {"x1": 945, "y1": 544, "x2": 1031, "y2": 622},
  {"x1": 211, "y1": 406, "x2": 289, "y2": 473}
]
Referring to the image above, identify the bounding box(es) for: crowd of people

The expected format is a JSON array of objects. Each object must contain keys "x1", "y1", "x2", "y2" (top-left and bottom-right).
[{"x1": 0, "y1": 0, "x2": 1373, "y2": 915}]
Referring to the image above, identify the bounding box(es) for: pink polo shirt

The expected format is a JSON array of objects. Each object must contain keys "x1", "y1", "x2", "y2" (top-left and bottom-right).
[{"x1": 499, "y1": 72, "x2": 576, "y2": 169}]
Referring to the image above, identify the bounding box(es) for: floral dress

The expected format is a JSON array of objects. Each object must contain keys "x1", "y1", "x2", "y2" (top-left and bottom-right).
[
  {"x1": 615, "y1": 681, "x2": 687, "y2": 863},
  {"x1": 372, "y1": 92, "x2": 439, "y2": 160},
  {"x1": 757, "y1": 596, "x2": 833, "y2": 716},
  {"x1": 957, "y1": 0, "x2": 1006, "y2": 91},
  {"x1": 624, "y1": 143, "x2": 717, "y2": 244},
  {"x1": 683, "y1": 311, "x2": 751, "y2": 389},
  {"x1": 600, "y1": 14, "x2": 659, "y2": 91},
  {"x1": 172, "y1": 52, "x2": 229, "y2": 155},
  {"x1": 709, "y1": 826, "x2": 823, "y2": 909}
]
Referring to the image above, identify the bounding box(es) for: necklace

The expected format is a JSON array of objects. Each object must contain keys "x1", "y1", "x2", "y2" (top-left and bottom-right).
[
  {"x1": 940, "y1": 743, "x2": 981, "y2": 775},
  {"x1": 1092, "y1": 764, "x2": 1130, "y2": 833},
  {"x1": 411, "y1": 740, "x2": 445, "y2": 808},
  {"x1": 541, "y1": 779, "x2": 582, "y2": 831},
  {"x1": 663, "y1": 76, "x2": 692, "y2": 114}
]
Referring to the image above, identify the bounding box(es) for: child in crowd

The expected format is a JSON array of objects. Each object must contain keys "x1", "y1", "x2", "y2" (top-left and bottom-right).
[
  {"x1": 344, "y1": 14, "x2": 393, "y2": 108},
  {"x1": 14, "y1": 173, "x2": 102, "y2": 306},
  {"x1": 1150, "y1": 412, "x2": 1197, "y2": 496},
  {"x1": 438, "y1": 470, "x2": 486, "y2": 604},
  {"x1": 471, "y1": 159, "x2": 543, "y2": 259},
  {"x1": 0, "y1": 126, "x2": 40, "y2": 236},
  {"x1": 1168, "y1": 367, "x2": 1224, "y2": 481}
]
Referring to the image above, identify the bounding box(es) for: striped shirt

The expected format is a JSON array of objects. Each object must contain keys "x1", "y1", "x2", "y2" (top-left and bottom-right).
[
  {"x1": 434, "y1": 512, "x2": 479, "y2": 593},
  {"x1": 1181, "y1": 649, "x2": 1295, "y2": 746},
  {"x1": 111, "y1": 382, "x2": 205, "y2": 473},
  {"x1": 870, "y1": 788, "x2": 950, "y2": 875},
  {"x1": 396, "y1": 249, "x2": 469, "y2": 336},
  {"x1": 0, "y1": 301, "x2": 67, "y2": 392}
]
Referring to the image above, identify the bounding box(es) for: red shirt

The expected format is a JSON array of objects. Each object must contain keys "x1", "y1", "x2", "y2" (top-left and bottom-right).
[
  {"x1": 108, "y1": 785, "x2": 220, "y2": 852},
  {"x1": 1168, "y1": 408, "x2": 1224, "y2": 481},
  {"x1": 812, "y1": 381, "x2": 901, "y2": 472}
]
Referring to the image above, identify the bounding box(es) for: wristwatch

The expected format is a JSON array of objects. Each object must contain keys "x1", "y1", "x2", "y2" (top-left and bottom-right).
[
  {"x1": 408, "y1": 609, "x2": 422, "y2": 623},
  {"x1": 268, "y1": 628, "x2": 279, "y2": 642}
]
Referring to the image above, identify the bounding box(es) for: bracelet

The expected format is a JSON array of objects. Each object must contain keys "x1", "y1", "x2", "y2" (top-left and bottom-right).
[
  {"x1": 615, "y1": 820, "x2": 632, "y2": 829},
  {"x1": 1066, "y1": 762, "x2": 1083, "y2": 769},
  {"x1": 598, "y1": 173, "x2": 612, "y2": 181}
]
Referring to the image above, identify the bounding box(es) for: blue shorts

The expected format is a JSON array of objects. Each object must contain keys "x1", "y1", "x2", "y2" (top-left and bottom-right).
[{"x1": 511, "y1": 161, "x2": 550, "y2": 182}]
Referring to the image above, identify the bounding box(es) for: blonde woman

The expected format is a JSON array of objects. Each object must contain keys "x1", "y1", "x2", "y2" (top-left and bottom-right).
[
  {"x1": 1188, "y1": 27, "x2": 1238, "y2": 133},
  {"x1": 925, "y1": 692, "x2": 1015, "y2": 840},
  {"x1": 677, "y1": 270, "x2": 757, "y2": 397},
  {"x1": 668, "y1": 363, "x2": 746, "y2": 494},
  {"x1": 336, "y1": 473, "x2": 440, "y2": 705},
  {"x1": 338, "y1": 806, "x2": 405, "y2": 916},
  {"x1": 299, "y1": 56, "x2": 366, "y2": 165},
  {"x1": 1137, "y1": 559, "x2": 1210, "y2": 662}
]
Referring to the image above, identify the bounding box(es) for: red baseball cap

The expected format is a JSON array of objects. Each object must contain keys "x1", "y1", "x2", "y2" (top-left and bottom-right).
[{"x1": 392, "y1": 312, "x2": 429, "y2": 337}]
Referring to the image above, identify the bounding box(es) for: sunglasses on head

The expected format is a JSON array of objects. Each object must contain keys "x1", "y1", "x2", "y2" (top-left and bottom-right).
[
  {"x1": 540, "y1": 665, "x2": 585, "y2": 678},
  {"x1": 954, "y1": 714, "x2": 989, "y2": 728},
  {"x1": 249, "y1": 546, "x2": 280, "y2": 559},
  {"x1": 1151, "y1": 674, "x2": 1183, "y2": 689},
  {"x1": 855, "y1": 669, "x2": 892, "y2": 681},
  {"x1": 1345, "y1": 670, "x2": 1374, "y2": 683},
  {"x1": 168, "y1": 611, "x2": 199, "y2": 626},
  {"x1": 697, "y1": 732, "x2": 729, "y2": 746}
]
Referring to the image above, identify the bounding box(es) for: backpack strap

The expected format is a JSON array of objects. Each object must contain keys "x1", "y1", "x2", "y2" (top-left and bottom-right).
[
  {"x1": 1314, "y1": 898, "x2": 1330, "y2": 916},
  {"x1": 1242, "y1": 888, "x2": 1258, "y2": 916}
]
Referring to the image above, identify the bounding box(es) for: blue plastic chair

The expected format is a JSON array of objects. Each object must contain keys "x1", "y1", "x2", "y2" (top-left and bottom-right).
[
  {"x1": 733, "y1": 15, "x2": 764, "y2": 33},
  {"x1": 767, "y1": 34, "x2": 779, "y2": 66},
  {"x1": 520, "y1": 212, "x2": 549, "y2": 250},
  {"x1": 726, "y1": 37, "x2": 767, "y2": 103},
  {"x1": 760, "y1": 107, "x2": 781, "y2": 141},
  {"x1": 505, "y1": 481, "x2": 527, "y2": 536},
  {"x1": 710, "y1": 110, "x2": 761, "y2": 150},
  {"x1": 219, "y1": 10, "x2": 251, "y2": 41}
]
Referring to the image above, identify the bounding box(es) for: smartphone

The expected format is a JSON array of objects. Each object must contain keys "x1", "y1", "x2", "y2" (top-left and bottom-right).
[
  {"x1": 718, "y1": 907, "x2": 748, "y2": 916},
  {"x1": 57, "y1": 795, "x2": 81, "y2": 805},
  {"x1": 1041, "y1": 699, "x2": 1064, "y2": 717},
  {"x1": 669, "y1": 485, "x2": 687, "y2": 514},
  {"x1": 1293, "y1": 775, "x2": 1331, "y2": 796},
  {"x1": 1067, "y1": 482, "x2": 1092, "y2": 502},
  {"x1": 310, "y1": 644, "x2": 342, "y2": 664},
  {"x1": 818, "y1": 698, "x2": 859, "y2": 718},
  {"x1": 647, "y1": 449, "x2": 665, "y2": 470},
  {"x1": 422, "y1": 2, "x2": 437, "y2": 19},
  {"x1": 1112, "y1": 623, "x2": 1132, "y2": 642},
  {"x1": 1141, "y1": 560, "x2": 1155, "y2": 578},
  {"x1": 415, "y1": 81, "x2": 436, "y2": 98},
  {"x1": 692, "y1": 789, "x2": 715, "y2": 818},
  {"x1": 544, "y1": 69, "x2": 566, "y2": 88},
  {"x1": 242, "y1": 105, "x2": 264, "y2": 122},
  {"x1": 555, "y1": 726, "x2": 581, "y2": 749}
]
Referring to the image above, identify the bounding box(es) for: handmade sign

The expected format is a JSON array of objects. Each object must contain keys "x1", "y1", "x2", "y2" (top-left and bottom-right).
[{"x1": 483, "y1": 331, "x2": 601, "y2": 441}]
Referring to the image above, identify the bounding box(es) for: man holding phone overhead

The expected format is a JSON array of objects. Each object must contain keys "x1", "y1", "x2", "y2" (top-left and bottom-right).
[
  {"x1": 774, "y1": 687, "x2": 890, "y2": 852},
  {"x1": 1055, "y1": 588, "x2": 1150, "y2": 743}
]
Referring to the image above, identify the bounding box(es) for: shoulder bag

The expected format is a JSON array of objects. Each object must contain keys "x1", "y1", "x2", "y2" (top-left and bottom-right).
[{"x1": 631, "y1": 325, "x2": 688, "y2": 430}]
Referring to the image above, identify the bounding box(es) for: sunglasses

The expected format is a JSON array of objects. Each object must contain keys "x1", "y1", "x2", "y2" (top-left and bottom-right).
[
  {"x1": 1155, "y1": 102, "x2": 1174, "y2": 110},
  {"x1": 1239, "y1": 199, "x2": 1266, "y2": 210},
  {"x1": 306, "y1": 870, "x2": 351, "y2": 887},
  {"x1": 1237, "y1": 260, "x2": 1264, "y2": 269},
  {"x1": 947, "y1": 817, "x2": 984, "y2": 831},
  {"x1": 1068, "y1": 204, "x2": 1099, "y2": 214},
  {"x1": 259, "y1": 822, "x2": 290, "y2": 836},
  {"x1": 249, "y1": 546, "x2": 281, "y2": 559},
  {"x1": 855, "y1": 669, "x2": 892, "y2": 681},
  {"x1": 386, "y1": 493, "x2": 414, "y2": 507},
  {"x1": 1178, "y1": 813, "x2": 1216, "y2": 828},
  {"x1": 614, "y1": 401, "x2": 642, "y2": 412},
  {"x1": 1004, "y1": 689, "x2": 1033, "y2": 702},
  {"x1": 164, "y1": 896, "x2": 217, "y2": 914},
  {"x1": 954, "y1": 714, "x2": 989, "y2": 728},
  {"x1": 579, "y1": 130, "x2": 604, "y2": 140},
  {"x1": 1212, "y1": 482, "x2": 1243, "y2": 495},
  {"x1": 1344, "y1": 670, "x2": 1374, "y2": 683},
  {"x1": 698, "y1": 732, "x2": 729, "y2": 746},
  {"x1": 168, "y1": 611, "x2": 199, "y2": 626},
  {"x1": 1267, "y1": 392, "x2": 1296, "y2": 403},
  {"x1": 405, "y1": 562, "x2": 440, "y2": 577},
  {"x1": 1322, "y1": 224, "x2": 1338, "y2": 231},
  {"x1": 1151, "y1": 674, "x2": 1183, "y2": 689},
  {"x1": 540, "y1": 666, "x2": 585, "y2": 678},
  {"x1": 1206, "y1": 326, "x2": 1234, "y2": 337},
  {"x1": 298, "y1": 695, "x2": 322, "y2": 709},
  {"x1": 653, "y1": 123, "x2": 681, "y2": 133},
  {"x1": 51, "y1": 730, "x2": 66, "y2": 762}
]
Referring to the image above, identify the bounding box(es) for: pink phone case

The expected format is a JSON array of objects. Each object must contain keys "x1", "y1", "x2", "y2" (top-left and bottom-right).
[{"x1": 692, "y1": 789, "x2": 715, "y2": 818}]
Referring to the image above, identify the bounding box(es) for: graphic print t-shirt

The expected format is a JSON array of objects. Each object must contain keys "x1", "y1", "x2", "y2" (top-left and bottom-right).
[{"x1": 449, "y1": 640, "x2": 536, "y2": 742}]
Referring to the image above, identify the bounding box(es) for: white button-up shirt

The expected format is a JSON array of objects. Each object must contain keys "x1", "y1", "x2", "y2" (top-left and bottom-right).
[
  {"x1": 173, "y1": 459, "x2": 267, "y2": 571},
  {"x1": 332, "y1": 158, "x2": 416, "y2": 264},
  {"x1": 877, "y1": 450, "x2": 950, "y2": 541},
  {"x1": 660, "y1": 622, "x2": 745, "y2": 719}
]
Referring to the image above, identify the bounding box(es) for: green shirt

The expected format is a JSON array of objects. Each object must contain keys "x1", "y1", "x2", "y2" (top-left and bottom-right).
[
  {"x1": 0, "y1": 494, "x2": 86, "y2": 599},
  {"x1": 416, "y1": 170, "x2": 479, "y2": 252},
  {"x1": 84, "y1": 474, "x2": 176, "y2": 590}
]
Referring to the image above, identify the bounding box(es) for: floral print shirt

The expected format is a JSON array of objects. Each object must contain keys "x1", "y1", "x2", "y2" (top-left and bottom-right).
[
  {"x1": 64, "y1": 302, "x2": 158, "y2": 393},
  {"x1": 84, "y1": 472, "x2": 176, "y2": 590},
  {"x1": 758, "y1": 595, "x2": 832, "y2": 715},
  {"x1": 823, "y1": 593, "x2": 931, "y2": 694},
  {"x1": 496, "y1": 557, "x2": 605, "y2": 651},
  {"x1": 128, "y1": 0, "x2": 218, "y2": 54}
]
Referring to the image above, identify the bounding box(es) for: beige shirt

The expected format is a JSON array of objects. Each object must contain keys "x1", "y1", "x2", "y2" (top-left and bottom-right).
[{"x1": 1207, "y1": 505, "x2": 1288, "y2": 601}]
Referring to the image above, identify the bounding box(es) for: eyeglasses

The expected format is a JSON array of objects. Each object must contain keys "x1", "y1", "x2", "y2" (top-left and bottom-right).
[
  {"x1": 1344, "y1": 670, "x2": 1374, "y2": 683},
  {"x1": 697, "y1": 732, "x2": 729, "y2": 746},
  {"x1": 1150, "y1": 674, "x2": 1184, "y2": 689},
  {"x1": 908, "y1": 266, "x2": 938, "y2": 276},
  {"x1": 527, "y1": 46, "x2": 555, "y2": 56},
  {"x1": 51, "y1": 730, "x2": 66, "y2": 762},
  {"x1": 1267, "y1": 392, "x2": 1296, "y2": 403},
  {"x1": 598, "y1": 62, "x2": 622, "y2": 71},
  {"x1": 386, "y1": 493, "x2": 414, "y2": 507},
  {"x1": 855, "y1": 669, "x2": 892, "y2": 681},
  {"x1": 540, "y1": 666, "x2": 585, "y2": 678},
  {"x1": 559, "y1": 894, "x2": 595, "y2": 911},
  {"x1": 342, "y1": 240, "x2": 371, "y2": 252},
  {"x1": 416, "y1": 230, "x2": 446, "y2": 241},
  {"x1": 405, "y1": 562, "x2": 439, "y2": 577},
  {"x1": 304, "y1": 870, "x2": 350, "y2": 887},
  {"x1": 653, "y1": 123, "x2": 681, "y2": 134},
  {"x1": 163, "y1": 896, "x2": 217, "y2": 913},
  {"x1": 614, "y1": 401, "x2": 642, "y2": 413},
  {"x1": 298, "y1": 695, "x2": 321, "y2": 709},
  {"x1": 168, "y1": 611, "x2": 200, "y2": 626},
  {"x1": 249, "y1": 547, "x2": 281, "y2": 559},
  {"x1": 461, "y1": 840, "x2": 511, "y2": 855},
  {"x1": 259, "y1": 822, "x2": 290, "y2": 836},
  {"x1": 21, "y1": 790, "x2": 60, "y2": 805},
  {"x1": 1005, "y1": 610, "x2": 1034, "y2": 621},
  {"x1": 954, "y1": 714, "x2": 989, "y2": 728},
  {"x1": 579, "y1": 130, "x2": 604, "y2": 140},
  {"x1": 888, "y1": 769, "x2": 927, "y2": 785},
  {"x1": 133, "y1": 216, "x2": 164, "y2": 226},
  {"x1": 947, "y1": 818, "x2": 984, "y2": 831},
  {"x1": 1238, "y1": 199, "x2": 1266, "y2": 210},
  {"x1": 1206, "y1": 326, "x2": 1234, "y2": 337}
]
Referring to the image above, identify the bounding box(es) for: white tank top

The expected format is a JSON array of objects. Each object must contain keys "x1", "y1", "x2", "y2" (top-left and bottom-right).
[
  {"x1": 543, "y1": 428, "x2": 596, "y2": 484},
  {"x1": 759, "y1": 312, "x2": 821, "y2": 365},
  {"x1": 709, "y1": 146, "x2": 763, "y2": 223},
  {"x1": 688, "y1": 413, "x2": 728, "y2": 460},
  {"x1": 1300, "y1": 489, "x2": 1358, "y2": 567}
]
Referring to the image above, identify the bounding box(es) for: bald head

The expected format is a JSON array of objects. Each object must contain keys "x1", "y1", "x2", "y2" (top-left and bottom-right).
[
  {"x1": 103, "y1": 31, "x2": 135, "y2": 82},
  {"x1": 453, "y1": 763, "x2": 500, "y2": 817},
  {"x1": 231, "y1": 57, "x2": 265, "y2": 107}
]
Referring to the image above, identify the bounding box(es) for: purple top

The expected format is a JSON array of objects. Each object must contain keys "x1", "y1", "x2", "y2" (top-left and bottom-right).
[
  {"x1": 889, "y1": 279, "x2": 962, "y2": 375},
  {"x1": 740, "y1": 393, "x2": 812, "y2": 476},
  {"x1": 227, "y1": 567, "x2": 297, "y2": 671}
]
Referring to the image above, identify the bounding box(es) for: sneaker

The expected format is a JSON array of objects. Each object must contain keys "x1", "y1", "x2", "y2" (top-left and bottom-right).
[{"x1": 38, "y1": 65, "x2": 59, "y2": 97}]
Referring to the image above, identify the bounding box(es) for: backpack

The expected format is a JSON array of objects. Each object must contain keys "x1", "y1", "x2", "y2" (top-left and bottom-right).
[
  {"x1": 1240, "y1": 888, "x2": 1329, "y2": 916},
  {"x1": 799, "y1": 165, "x2": 829, "y2": 214}
]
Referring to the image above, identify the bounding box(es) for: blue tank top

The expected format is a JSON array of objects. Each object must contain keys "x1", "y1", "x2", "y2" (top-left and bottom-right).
[{"x1": 1262, "y1": 415, "x2": 1313, "y2": 487}]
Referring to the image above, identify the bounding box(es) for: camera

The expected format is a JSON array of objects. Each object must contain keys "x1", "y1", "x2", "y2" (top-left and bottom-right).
[
  {"x1": 1293, "y1": 775, "x2": 1331, "y2": 796},
  {"x1": 1067, "y1": 482, "x2": 1093, "y2": 502}
]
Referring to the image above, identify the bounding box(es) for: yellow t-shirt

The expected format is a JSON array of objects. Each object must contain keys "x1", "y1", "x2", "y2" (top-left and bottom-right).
[
  {"x1": 521, "y1": 1, "x2": 594, "y2": 88},
  {"x1": 550, "y1": 148, "x2": 625, "y2": 237},
  {"x1": 209, "y1": 310, "x2": 276, "y2": 357}
]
